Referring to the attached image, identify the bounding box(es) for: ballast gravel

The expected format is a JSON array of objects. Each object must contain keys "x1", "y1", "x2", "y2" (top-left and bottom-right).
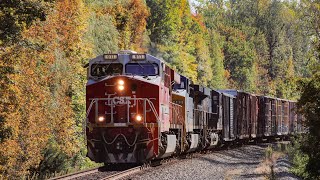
[{"x1": 126, "y1": 144, "x2": 300, "y2": 180}]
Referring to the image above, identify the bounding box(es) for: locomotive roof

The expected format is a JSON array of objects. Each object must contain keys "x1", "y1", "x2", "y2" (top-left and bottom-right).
[
  {"x1": 89, "y1": 52, "x2": 165, "y2": 65},
  {"x1": 88, "y1": 50, "x2": 195, "y2": 85}
]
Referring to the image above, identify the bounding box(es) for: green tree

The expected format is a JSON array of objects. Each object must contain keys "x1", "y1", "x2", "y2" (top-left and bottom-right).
[
  {"x1": 297, "y1": 69, "x2": 320, "y2": 179},
  {"x1": 196, "y1": 1, "x2": 227, "y2": 88},
  {"x1": 208, "y1": 29, "x2": 226, "y2": 89},
  {"x1": 292, "y1": 1, "x2": 320, "y2": 178},
  {"x1": 221, "y1": 27, "x2": 257, "y2": 91},
  {"x1": 85, "y1": 12, "x2": 119, "y2": 55},
  {"x1": 146, "y1": 0, "x2": 180, "y2": 45},
  {"x1": 147, "y1": 0, "x2": 198, "y2": 81}
]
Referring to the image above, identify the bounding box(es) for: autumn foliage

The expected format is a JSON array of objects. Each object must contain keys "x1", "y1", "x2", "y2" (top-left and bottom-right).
[
  {"x1": 0, "y1": 0, "x2": 319, "y2": 178},
  {"x1": 0, "y1": 0, "x2": 88, "y2": 178}
]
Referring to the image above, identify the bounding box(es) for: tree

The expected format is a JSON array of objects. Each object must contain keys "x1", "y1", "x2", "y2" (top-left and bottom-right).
[
  {"x1": 0, "y1": 0, "x2": 54, "y2": 45},
  {"x1": 195, "y1": 1, "x2": 227, "y2": 88},
  {"x1": 297, "y1": 69, "x2": 320, "y2": 179},
  {"x1": 146, "y1": 0, "x2": 181, "y2": 45},
  {"x1": 0, "y1": 0, "x2": 89, "y2": 178},
  {"x1": 85, "y1": 11, "x2": 119, "y2": 55},
  {"x1": 221, "y1": 27, "x2": 257, "y2": 91},
  {"x1": 109, "y1": 0, "x2": 150, "y2": 51},
  {"x1": 293, "y1": 1, "x2": 320, "y2": 178},
  {"x1": 207, "y1": 29, "x2": 227, "y2": 89}
]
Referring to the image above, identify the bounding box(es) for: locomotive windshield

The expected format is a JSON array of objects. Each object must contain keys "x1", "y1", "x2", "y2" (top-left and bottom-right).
[
  {"x1": 125, "y1": 63, "x2": 159, "y2": 76},
  {"x1": 91, "y1": 63, "x2": 123, "y2": 77}
]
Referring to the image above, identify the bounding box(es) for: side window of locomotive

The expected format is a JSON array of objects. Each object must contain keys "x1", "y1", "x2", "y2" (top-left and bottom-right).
[{"x1": 91, "y1": 63, "x2": 123, "y2": 77}]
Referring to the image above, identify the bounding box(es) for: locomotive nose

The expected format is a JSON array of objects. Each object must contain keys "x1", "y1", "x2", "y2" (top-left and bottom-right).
[{"x1": 86, "y1": 75, "x2": 160, "y2": 164}]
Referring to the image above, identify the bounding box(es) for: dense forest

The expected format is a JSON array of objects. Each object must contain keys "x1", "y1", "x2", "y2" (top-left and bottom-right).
[{"x1": 0, "y1": 0, "x2": 319, "y2": 179}]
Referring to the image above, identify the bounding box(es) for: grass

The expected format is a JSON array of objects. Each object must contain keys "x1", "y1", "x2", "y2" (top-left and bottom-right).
[{"x1": 254, "y1": 143, "x2": 287, "y2": 180}]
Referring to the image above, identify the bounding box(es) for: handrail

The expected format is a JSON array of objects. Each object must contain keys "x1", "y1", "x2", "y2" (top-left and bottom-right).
[{"x1": 86, "y1": 97, "x2": 160, "y2": 124}]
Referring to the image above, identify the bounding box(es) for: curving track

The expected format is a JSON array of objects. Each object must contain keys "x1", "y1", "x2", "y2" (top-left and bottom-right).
[
  {"x1": 49, "y1": 167, "x2": 100, "y2": 180},
  {"x1": 51, "y1": 142, "x2": 295, "y2": 180},
  {"x1": 49, "y1": 164, "x2": 146, "y2": 180}
]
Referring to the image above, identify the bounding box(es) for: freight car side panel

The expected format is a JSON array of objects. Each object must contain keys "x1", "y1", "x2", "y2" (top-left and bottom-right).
[
  {"x1": 278, "y1": 100, "x2": 290, "y2": 135},
  {"x1": 258, "y1": 96, "x2": 273, "y2": 137},
  {"x1": 283, "y1": 100, "x2": 290, "y2": 135},
  {"x1": 230, "y1": 98, "x2": 236, "y2": 139},
  {"x1": 289, "y1": 102, "x2": 295, "y2": 134},
  {"x1": 250, "y1": 95, "x2": 258, "y2": 138},
  {"x1": 237, "y1": 92, "x2": 250, "y2": 139},
  {"x1": 257, "y1": 97, "x2": 264, "y2": 137},
  {"x1": 276, "y1": 99, "x2": 282, "y2": 135},
  {"x1": 271, "y1": 98, "x2": 277, "y2": 136},
  {"x1": 222, "y1": 94, "x2": 236, "y2": 141}
]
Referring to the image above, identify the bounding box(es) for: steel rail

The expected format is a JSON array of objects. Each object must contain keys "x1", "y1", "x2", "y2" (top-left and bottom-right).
[
  {"x1": 49, "y1": 167, "x2": 100, "y2": 180},
  {"x1": 100, "y1": 166, "x2": 142, "y2": 180}
]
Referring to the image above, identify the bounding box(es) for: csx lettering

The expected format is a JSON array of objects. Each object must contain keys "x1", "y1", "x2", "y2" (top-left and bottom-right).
[
  {"x1": 113, "y1": 97, "x2": 129, "y2": 105},
  {"x1": 107, "y1": 95, "x2": 137, "y2": 106}
]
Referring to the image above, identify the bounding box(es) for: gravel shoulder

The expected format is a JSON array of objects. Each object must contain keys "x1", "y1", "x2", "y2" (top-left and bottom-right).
[
  {"x1": 274, "y1": 156, "x2": 301, "y2": 180},
  {"x1": 125, "y1": 144, "x2": 300, "y2": 180}
]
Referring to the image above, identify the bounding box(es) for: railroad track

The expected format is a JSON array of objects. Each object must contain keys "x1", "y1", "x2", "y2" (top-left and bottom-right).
[
  {"x1": 49, "y1": 165, "x2": 148, "y2": 180},
  {"x1": 50, "y1": 141, "x2": 289, "y2": 180},
  {"x1": 49, "y1": 149, "x2": 246, "y2": 179},
  {"x1": 49, "y1": 167, "x2": 100, "y2": 180},
  {"x1": 100, "y1": 166, "x2": 142, "y2": 180},
  {"x1": 48, "y1": 158, "x2": 175, "y2": 180}
]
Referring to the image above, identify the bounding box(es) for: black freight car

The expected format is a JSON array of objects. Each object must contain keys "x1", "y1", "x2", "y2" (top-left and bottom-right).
[
  {"x1": 258, "y1": 96, "x2": 289, "y2": 138},
  {"x1": 213, "y1": 90, "x2": 237, "y2": 142},
  {"x1": 218, "y1": 90, "x2": 259, "y2": 140}
]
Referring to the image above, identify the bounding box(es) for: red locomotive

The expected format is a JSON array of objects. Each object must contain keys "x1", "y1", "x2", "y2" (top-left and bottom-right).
[
  {"x1": 85, "y1": 50, "x2": 304, "y2": 165},
  {"x1": 86, "y1": 50, "x2": 184, "y2": 164}
]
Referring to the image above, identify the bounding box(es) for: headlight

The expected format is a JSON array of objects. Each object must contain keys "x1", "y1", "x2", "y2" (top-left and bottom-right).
[
  {"x1": 118, "y1": 85, "x2": 125, "y2": 91},
  {"x1": 117, "y1": 79, "x2": 125, "y2": 91},
  {"x1": 98, "y1": 116, "x2": 105, "y2": 122},
  {"x1": 135, "y1": 114, "x2": 142, "y2": 122},
  {"x1": 118, "y1": 80, "x2": 124, "y2": 85}
]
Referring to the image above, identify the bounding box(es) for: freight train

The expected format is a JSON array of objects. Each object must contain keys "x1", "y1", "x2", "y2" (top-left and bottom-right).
[{"x1": 85, "y1": 50, "x2": 304, "y2": 164}]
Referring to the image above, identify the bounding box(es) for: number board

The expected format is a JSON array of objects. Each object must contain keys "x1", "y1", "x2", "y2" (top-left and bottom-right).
[
  {"x1": 131, "y1": 54, "x2": 146, "y2": 61},
  {"x1": 103, "y1": 54, "x2": 118, "y2": 60}
]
